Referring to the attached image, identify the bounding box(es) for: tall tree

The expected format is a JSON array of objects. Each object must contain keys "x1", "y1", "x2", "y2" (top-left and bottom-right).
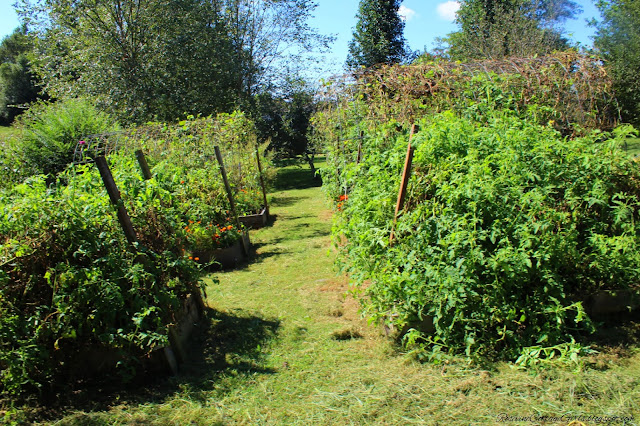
[
  {"x1": 0, "y1": 27, "x2": 43, "y2": 125},
  {"x1": 17, "y1": 0, "x2": 331, "y2": 123},
  {"x1": 223, "y1": 0, "x2": 333, "y2": 106},
  {"x1": 593, "y1": 0, "x2": 640, "y2": 125},
  {"x1": 446, "y1": 0, "x2": 581, "y2": 60},
  {"x1": 346, "y1": 0, "x2": 409, "y2": 69},
  {"x1": 17, "y1": 0, "x2": 239, "y2": 123}
]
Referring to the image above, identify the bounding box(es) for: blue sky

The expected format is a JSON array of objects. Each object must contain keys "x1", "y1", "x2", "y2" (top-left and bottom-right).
[{"x1": 1, "y1": 0, "x2": 601, "y2": 74}]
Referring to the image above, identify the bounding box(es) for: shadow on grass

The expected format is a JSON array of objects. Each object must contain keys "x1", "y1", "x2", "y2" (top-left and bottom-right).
[
  {"x1": 27, "y1": 308, "x2": 281, "y2": 423},
  {"x1": 247, "y1": 241, "x2": 291, "y2": 265},
  {"x1": 271, "y1": 195, "x2": 307, "y2": 207},
  {"x1": 274, "y1": 166, "x2": 322, "y2": 191},
  {"x1": 285, "y1": 221, "x2": 331, "y2": 240}
]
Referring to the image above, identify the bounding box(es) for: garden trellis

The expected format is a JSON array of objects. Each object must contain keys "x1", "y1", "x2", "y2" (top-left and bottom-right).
[{"x1": 319, "y1": 51, "x2": 619, "y2": 136}]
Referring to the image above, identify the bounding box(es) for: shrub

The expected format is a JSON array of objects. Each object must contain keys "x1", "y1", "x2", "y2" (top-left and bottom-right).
[
  {"x1": 16, "y1": 98, "x2": 118, "y2": 177},
  {"x1": 0, "y1": 154, "x2": 202, "y2": 396},
  {"x1": 324, "y1": 108, "x2": 640, "y2": 362}
]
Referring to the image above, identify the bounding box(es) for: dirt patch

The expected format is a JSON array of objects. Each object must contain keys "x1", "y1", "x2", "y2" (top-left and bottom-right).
[
  {"x1": 318, "y1": 277, "x2": 349, "y2": 293},
  {"x1": 318, "y1": 209, "x2": 333, "y2": 222}
]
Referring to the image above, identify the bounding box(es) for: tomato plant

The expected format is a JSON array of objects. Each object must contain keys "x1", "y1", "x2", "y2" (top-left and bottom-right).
[{"x1": 316, "y1": 78, "x2": 640, "y2": 363}]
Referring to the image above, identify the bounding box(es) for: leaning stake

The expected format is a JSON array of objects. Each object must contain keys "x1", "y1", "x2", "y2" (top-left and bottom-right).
[
  {"x1": 95, "y1": 156, "x2": 138, "y2": 246},
  {"x1": 255, "y1": 147, "x2": 270, "y2": 219},
  {"x1": 389, "y1": 124, "x2": 417, "y2": 244},
  {"x1": 135, "y1": 149, "x2": 152, "y2": 180},
  {"x1": 214, "y1": 146, "x2": 249, "y2": 256}
]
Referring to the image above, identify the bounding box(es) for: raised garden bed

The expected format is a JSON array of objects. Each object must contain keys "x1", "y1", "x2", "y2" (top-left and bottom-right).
[
  {"x1": 193, "y1": 231, "x2": 251, "y2": 270},
  {"x1": 67, "y1": 290, "x2": 206, "y2": 378},
  {"x1": 584, "y1": 289, "x2": 640, "y2": 316},
  {"x1": 239, "y1": 207, "x2": 268, "y2": 229}
]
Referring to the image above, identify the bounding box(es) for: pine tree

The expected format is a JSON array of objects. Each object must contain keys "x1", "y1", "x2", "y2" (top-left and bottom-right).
[{"x1": 346, "y1": 0, "x2": 408, "y2": 69}]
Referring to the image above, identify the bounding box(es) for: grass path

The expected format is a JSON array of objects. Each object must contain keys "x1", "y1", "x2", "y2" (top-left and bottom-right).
[{"x1": 46, "y1": 163, "x2": 640, "y2": 425}]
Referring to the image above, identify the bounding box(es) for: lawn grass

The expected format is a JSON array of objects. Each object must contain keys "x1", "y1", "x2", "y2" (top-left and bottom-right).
[
  {"x1": 6, "y1": 159, "x2": 640, "y2": 425},
  {"x1": 0, "y1": 125, "x2": 19, "y2": 143},
  {"x1": 622, "y1": 137, "x2": 640, "y2": 158}
]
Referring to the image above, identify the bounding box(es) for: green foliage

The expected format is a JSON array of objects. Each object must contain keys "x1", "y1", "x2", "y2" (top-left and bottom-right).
[
  {"x1": 17, "y1": 0, "x2": 331, "y2": 123},
  {"x1": 0, "y1": 112, "x2": 272, "y2": 396},
  {"x1": 318, "y1": 98, "x2": 640, "y2": 362},
  {"x1": 126, "y1": 112, "x2": 274, "y2": 216},
  {"x1": 252, "y1": 80, "x2": 317, "y2": 163},
  {"x1": 18, "y1": 0, "x2": 239, "y2": 123},
  {"x1": 0, "y1": 27, "x2": 44, "y2": 125},
  {"x1": 444, "y1": 0, "x2": 580, "y2": 60},
  {"x1": 346, "y1": 0, "x2": 409, "y2": 68},
  {"x1": 15, "y1": 98, "x2": 117, "y2": 177},
  {"x1": 0, "y1": 155, "x2": 205, "y2": 396},
  {"x1": 593, "y1": 0, "x2": 640, "y2": 126}
]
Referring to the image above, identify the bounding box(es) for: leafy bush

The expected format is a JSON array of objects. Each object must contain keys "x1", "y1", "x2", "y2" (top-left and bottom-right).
[
  {"x1": 323, "y1": 108, "x2": 640, "y2": 362},
  {"x1": 0, "y1": 153, "x2": 207, "y2": 396},
  {"x1": 122, "y1": 112, "x2": 274, "y2": 216},
  {"x1": 16, "y1": 98, "x2": 118, "y2": 177}
]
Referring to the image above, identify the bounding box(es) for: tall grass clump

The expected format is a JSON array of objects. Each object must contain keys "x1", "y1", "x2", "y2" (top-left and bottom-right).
[{"x1": 16, "y1": 98, "x2": 117, "y2": 177}]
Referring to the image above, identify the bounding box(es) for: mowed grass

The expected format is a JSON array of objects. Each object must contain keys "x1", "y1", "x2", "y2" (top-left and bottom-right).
[
  {"x1": 622, "y1": 137, "x2": 640, "y2": 158},
  {"x1": 0, "y1": 125, "x2": 19, "y2": 140},
  {"x1": 8, "y1": 160, "x2": 640, "y2": 425}
]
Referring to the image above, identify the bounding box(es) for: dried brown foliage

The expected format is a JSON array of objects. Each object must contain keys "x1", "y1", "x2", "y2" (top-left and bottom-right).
[{"x1": 337, "y1": 51, "x2": 619, "y2": 135}]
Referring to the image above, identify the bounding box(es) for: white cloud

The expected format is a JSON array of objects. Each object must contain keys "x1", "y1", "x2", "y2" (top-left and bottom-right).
[
  {"x1": 436, "y1": 1, "x2": 460, "y2": 21},
  {"x1": 398, "y1": 5, "x2": 417, "y2": 22}
]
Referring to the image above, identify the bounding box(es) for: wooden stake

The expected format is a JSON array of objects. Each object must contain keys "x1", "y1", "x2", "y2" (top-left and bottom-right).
[
  {"x1": 389, "y1": 124, "x2": 417, "y2": 244},
  {"x1": 135, "y1": 149, "x2": 152, "y2": 180},
  {"x1": 255, "y1": 147, "x2": 270, "y2": 218},
  {"x1": 356, "y1": 131, "x2": 363, "y2": 164},
  {"x1": 95, "y1": 156, "x2": 138, "y2": 246},
  {"x1": 214, "y1": 146, "x2": 248, "y2": 256}
]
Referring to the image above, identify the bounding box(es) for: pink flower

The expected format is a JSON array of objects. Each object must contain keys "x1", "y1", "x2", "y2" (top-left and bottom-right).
[{"x1": 78, "y1": 140, "x2": 86, "y2": 145}]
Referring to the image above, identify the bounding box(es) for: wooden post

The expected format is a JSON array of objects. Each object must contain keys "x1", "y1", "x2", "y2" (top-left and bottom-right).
[
  {"x1": 214, "y1": 146, "x2": 248, "y2": 256},
  {"x1": 135, "y1": 149, "x2": 152, "y2": 180},
  {"x1": 356, "y1": 131, "x2": 363, "y2": 164},
  {"x1": 255, "y1": 147, "x2": 270, "y2": 218},
  {"x1": 389, "y1": 124, "x2": 417, "y2": 244},
  {"x1": 95, "y1": 156, "x2": 138, "y2": 246}
]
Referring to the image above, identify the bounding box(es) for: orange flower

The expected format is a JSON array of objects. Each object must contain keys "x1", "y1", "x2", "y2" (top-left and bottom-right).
[
  {"x1": 189, "y1": 256, "x2": 193, "y2": 260},
  {"x1": 194, "y1": 257, "x2": 200, "y2": 261}
]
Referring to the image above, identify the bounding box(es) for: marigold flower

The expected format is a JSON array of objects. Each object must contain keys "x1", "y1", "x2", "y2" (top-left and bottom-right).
[
  {"x1": 194, "y1": 257, "x2": 200, "y2": 261},
  {"x1": 189, "y1": 256, "x2": 193, "y2": 260}
]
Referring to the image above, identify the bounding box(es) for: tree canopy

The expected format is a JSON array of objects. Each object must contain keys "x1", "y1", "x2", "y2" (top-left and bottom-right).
[
  {"x1": 444, "y1": 0, "x2": 581, "y2": 60},
  {"x1": 593, "y1": 0, "x2": 640, "y2": 125},
  {"x1": 16, "y1": 0, "x2": 331, "y2": 123},
  {"x1": 0, "y1": 26, "x2": 43, "y2": 125},
  {"x1": 346, "y1": 0, "x2": 409, "y2": 69}
]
